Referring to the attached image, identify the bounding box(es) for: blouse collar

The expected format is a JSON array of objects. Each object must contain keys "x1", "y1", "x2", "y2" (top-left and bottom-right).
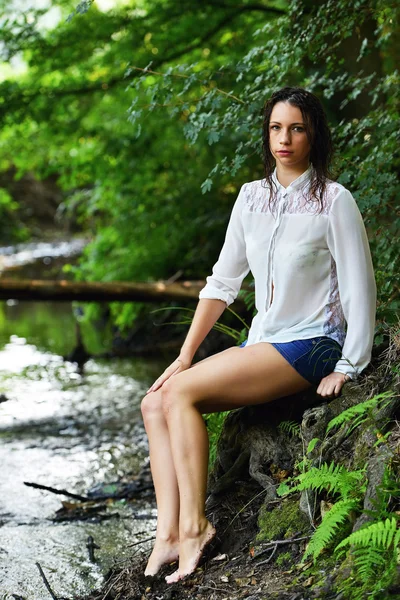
[{"x1": 272, "y1": 164, "x2": 313, "y2": 195}]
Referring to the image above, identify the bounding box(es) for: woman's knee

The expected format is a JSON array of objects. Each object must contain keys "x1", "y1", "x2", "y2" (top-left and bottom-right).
[
  {"x1": 160, "y1": 376, "x2": 188, "y2": 415},
  {"x1": 141, "y1": 389, "x2": 163, "y2": 420}
]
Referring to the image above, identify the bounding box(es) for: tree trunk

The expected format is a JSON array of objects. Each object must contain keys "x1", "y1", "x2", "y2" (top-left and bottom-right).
[{"x1": 0, "y1": 278, "x2": 247, "y2": 305}]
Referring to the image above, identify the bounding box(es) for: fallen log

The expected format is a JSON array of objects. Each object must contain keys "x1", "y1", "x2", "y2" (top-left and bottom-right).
[{"x1": 0, "y1": 278, "x2": 248, "y2": 304}]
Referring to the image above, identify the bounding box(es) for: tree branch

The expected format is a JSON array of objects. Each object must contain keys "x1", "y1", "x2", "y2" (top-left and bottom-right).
[{"x1": 1, "y1": 3, "x2": 285, "y2": 108}]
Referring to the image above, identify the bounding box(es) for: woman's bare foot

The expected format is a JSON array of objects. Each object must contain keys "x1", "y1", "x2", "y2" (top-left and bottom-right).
[
  {"x1": 144, "y1": 538, "x2": 179, "y2": 577},
  {"x1": 165, "y1": 521, "x2": 216, "y2": 584}
]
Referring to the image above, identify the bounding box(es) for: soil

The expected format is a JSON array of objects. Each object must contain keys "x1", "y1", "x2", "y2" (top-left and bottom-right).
[
  {"x1": 77, "y1": 481, "x2": 319, "y2": 600},
  {"x1": 83, "y1": 550, "x2": 310, "y2": 600}
]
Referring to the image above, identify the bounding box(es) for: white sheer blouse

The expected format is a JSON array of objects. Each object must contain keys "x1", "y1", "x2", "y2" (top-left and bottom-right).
[{"x1": 198, "y1": 165, "x2": 377, "y2": 380}]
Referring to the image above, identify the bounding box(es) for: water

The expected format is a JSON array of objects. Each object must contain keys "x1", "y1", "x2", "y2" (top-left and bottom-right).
[{"x1": 0, "y1": 241, "x2": 166, "y2": 599}]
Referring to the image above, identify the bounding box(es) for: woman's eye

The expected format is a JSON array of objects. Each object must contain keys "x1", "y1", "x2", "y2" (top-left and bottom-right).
[
  {"x1": 293, "y1": 127, "x2": 304, "y2": 132},
  {"x1": 270, "y1": 125, "x2": 280, "y2": 130}
]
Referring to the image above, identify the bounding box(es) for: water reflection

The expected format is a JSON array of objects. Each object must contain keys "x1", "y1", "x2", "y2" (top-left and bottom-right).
[{"x1": 0, "y1": 326, "x2": 164, "y2": 598}]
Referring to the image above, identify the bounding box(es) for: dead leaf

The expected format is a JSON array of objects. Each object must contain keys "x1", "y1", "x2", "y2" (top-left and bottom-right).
[
  {"x1": 235, "y1": 577, "x2": 250, "y2": 586},
  {"x1": 296, "y1": 561, "x2": 313, "y2": 571},
  {"x1": 212, "y1": 553, "x2": 228, "y2": 561},
  {"x1": 303, "y1": 576, "x2": 315, "y2": 587},
  {"x1": 320, "y1": 500, "x2": 334, "y2": 519},
  {"x1": 220, "y1": 575, "x2": 229, "y2": 583}
]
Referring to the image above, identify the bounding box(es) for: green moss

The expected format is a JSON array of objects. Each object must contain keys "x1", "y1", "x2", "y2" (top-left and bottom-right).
[
  {"x1": 256, "y1": 497, "x2": 310, "y2": 542},
  {"x1": 275, "y1": 551, "x2": 292, "y2": 567}
]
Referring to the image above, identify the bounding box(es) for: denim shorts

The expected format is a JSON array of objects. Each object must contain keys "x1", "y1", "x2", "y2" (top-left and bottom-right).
[{"x1": 239, "y1": 336, "x2": 343, "y2": 384}]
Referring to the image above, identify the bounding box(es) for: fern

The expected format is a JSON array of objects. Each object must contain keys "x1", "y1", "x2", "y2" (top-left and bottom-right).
[
  {"x1": 282, "y1": 462, "x2": 366, "y2": 500},
  {"x1": 334, "y1": 516, "x2": 400, "y2": 554},
  {"x1": 237, "y1": 288, "x2": 256, "y2": 313},
  {"x1": 302, "y1": 499, "x2": 359, "y2": 561},
  {"x1": 349, "y1": 545, "x2": 387, "y2": 581},
  {"x1": 326, "y1": 391, "x2": 394, "y2": 434},
  {"x1": 335, "y1": 522, "x2": 400, "y2": 600},
  {"x1": 306, "y1": 437, "x2": 321, "y2": 454},
  {"x1": 278, "y1": 420, "x2": 301, "y2": 438},
  {"x1": 337, "y1": 546, "x2": 396, "y2": 600}
]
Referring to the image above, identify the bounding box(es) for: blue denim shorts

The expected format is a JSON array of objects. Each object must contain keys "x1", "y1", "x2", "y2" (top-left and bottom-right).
[{"x1": 239, "y1": 336, "x2": 343, "y2": 384}]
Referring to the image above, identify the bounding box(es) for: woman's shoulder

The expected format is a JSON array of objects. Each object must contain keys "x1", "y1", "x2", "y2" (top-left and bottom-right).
[
  {"x1": 238, "y1": 178, "x2": 269, "y2": 212},
  {"x1": 325, "y1": 177, "x2": 349, "y2": 194},
  {"x1": 322, "y1": 178, "x2": 355, "y2": 211}
]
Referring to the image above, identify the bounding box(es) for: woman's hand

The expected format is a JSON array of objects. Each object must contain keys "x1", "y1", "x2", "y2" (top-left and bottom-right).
[
  {"x1": 316, "y1": 372, "x2": 351, "y2": 399},
  {"x1": 146, "y1": 355, "x2": 192, "y2": 394}
]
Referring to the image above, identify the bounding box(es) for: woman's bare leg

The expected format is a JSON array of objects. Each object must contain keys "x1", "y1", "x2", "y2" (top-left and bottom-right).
[
  {"x1": 141, "y1": 388, "x2": 180, "y2": 575},
  {"x1": 161, "y1": 342, "x2": 312, "y2": 583},
  {"x1": 140, "y1": 347, "x2": 235, "y2": 575}
]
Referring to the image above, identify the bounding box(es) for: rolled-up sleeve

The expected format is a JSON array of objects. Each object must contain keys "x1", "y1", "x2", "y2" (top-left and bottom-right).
[
  {"x1": 327, "y1": 189, "x2": 377, "y2": 379},
  {"x1": 199, "y1": 184, "x2": 250, "y2": 307}
]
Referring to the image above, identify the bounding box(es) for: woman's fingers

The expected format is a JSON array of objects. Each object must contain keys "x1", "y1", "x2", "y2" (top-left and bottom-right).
[
  {"x1": 149, "y1": 368, "x2": 179, "y2": 393},
  {"x1": 316, "y1": 373, "x2": 347, "y2": 398},
  {"x1": 146, "y1": 359, "x2": 187, "y2": 394}
]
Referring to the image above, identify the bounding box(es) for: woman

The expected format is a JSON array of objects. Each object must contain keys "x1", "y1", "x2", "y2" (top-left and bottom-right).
[{"x1": 140, "y1": 87, "x2": 376, "y2": 584}]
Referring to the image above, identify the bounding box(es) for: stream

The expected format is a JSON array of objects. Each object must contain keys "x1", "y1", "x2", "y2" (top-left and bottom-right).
[{"x1": 0, "y1": 239, "x2": 165, "y2": 599}]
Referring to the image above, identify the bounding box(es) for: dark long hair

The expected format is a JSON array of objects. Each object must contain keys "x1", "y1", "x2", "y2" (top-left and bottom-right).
[{"x1": 262, "y1": 86, "x2": 333, "y2": 212}]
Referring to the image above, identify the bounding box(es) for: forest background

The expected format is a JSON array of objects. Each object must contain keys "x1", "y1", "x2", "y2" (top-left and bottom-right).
[{"x1": 0, "y1": 0, "x2": 398, "y2": 350}]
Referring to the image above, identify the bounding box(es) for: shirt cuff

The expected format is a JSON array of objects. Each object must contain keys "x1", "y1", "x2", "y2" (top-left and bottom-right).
[
  {"x1": 198, "y1": 288, "x2": 232, "y2": 306},
  {"x1": 333, "y1": 366, "x2": 356, "y2": 381}
]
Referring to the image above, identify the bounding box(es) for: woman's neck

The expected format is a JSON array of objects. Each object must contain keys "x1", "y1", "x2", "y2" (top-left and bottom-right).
[{"x1": 275, "y1": 163, "x2": 311, "y2": 189}]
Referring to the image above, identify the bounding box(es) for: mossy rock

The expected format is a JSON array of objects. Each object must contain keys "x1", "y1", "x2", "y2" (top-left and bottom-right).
[{"x1": 256, "y1": 497, "x2": 311, "y2": 542}]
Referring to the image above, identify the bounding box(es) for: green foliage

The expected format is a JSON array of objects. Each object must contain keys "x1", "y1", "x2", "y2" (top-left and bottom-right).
[
  {"x1": 150, "y1": 304, "x2": 249, "y2": 343},
  {"x1": 278, "y1": 462, "x2": 366, "y2": 501},
  {"x1": 275, "y1": 389, "x2": 400, "y2": 598},
  {"x1": 335, "y1": 516, "x2": 400, "y2": 555},
  {"x1": 204, "y1": 411, "x2": 228, "y2": 469},
  {"x1": 302, "y1": 499, "x2": 359, "y2": 561},
  {"x1": 277, "y1": 420, "x2": 301, "y2": 438},
  {"x1": 257, "y1": 497, "x2": 310, "y2": 543},
  {"x1": 0, "y1": 0, "x2": 397, "y2": 333},
  {"x1": 0, "y1": 186, "x2": 27, "y2": 241},
  {"x1": 326, "y1": 390, "x2": 395, "y2": 435},
  {"x1": 275, "y1": 551, "x2": 292, "y2": 567}
]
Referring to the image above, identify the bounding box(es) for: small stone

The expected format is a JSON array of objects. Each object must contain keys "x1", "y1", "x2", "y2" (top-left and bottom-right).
[{"x1": 220, "y1": 575, "x2": 229, "y2": 583}]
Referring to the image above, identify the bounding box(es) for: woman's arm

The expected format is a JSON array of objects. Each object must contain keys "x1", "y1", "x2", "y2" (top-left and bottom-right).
[
  {"x1": 198, "y1": 183, "x2": 250, "y2": 307},
  {"x1": 147, "y1": 184, "x2": 250, "y2": 393},
  {"x1": 147, "y1": 298, "x2": 227, "y2": 394},
  {"x1": 180, "y1": 298, "x2": 227, "y2": 362},
  {"x1": 326, "y1": 188, "x2": 377, "y2": 380}
]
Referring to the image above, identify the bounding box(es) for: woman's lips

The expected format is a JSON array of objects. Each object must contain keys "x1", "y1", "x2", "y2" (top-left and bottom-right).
[{"x1": 276, "y1": 150, "x2": 293, "y2": 154}]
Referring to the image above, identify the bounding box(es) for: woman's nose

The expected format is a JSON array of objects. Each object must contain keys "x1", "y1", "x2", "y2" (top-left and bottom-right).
[{"x1": 279, "y1": 129, "x2": 291, "y2": 144}]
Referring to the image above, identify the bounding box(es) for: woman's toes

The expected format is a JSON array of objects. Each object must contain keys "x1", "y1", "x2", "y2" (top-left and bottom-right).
[
  {"x1": 165, "y1": 568, "x2": 180, "y2": 584},
  {"x1": 144, "y1": 540, "x2": 179, "y2": 577}
]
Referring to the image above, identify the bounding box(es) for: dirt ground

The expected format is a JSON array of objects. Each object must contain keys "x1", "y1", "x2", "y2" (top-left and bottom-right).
[
  {"x1": 77, "y1": 482, "x2": 328, "y2": 600},
  {"x1": 80, "y1": 542, "x2": 316, "y2": 600}
]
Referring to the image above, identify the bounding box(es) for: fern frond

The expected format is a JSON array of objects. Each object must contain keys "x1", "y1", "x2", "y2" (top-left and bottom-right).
[
  {"x1": 334, "y1": 516, "x2": 400, "y2": 553},
  {"x1": 238, "y1": 288, "x2": 255, "y2": 311},
  {"x1": 226, "y1": 305, "x2": 250, "y2": 330},
  {"x1": 278, "y1": 420, "x2": 301, "y2": 438},
  {"x1": 302, "y1": 499, "x2": 359, "y2": 561},
  {"x1": 350, "y1": 545, "x2": 387, "y2": 582},
  {"x1": 289, "y1": 462, "x2": 366, "y2": 500},
  {"x1": 326, "y1": 391, "x2": 394, "y2": 434},
  {"x1": 306, "y1": 437, "x2": 321, "y2": 454}
]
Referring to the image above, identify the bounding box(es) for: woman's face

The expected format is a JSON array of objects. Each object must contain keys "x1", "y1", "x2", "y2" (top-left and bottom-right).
[{"x1": 269, "y1": 101, "x2": 311, "y2": 171}]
